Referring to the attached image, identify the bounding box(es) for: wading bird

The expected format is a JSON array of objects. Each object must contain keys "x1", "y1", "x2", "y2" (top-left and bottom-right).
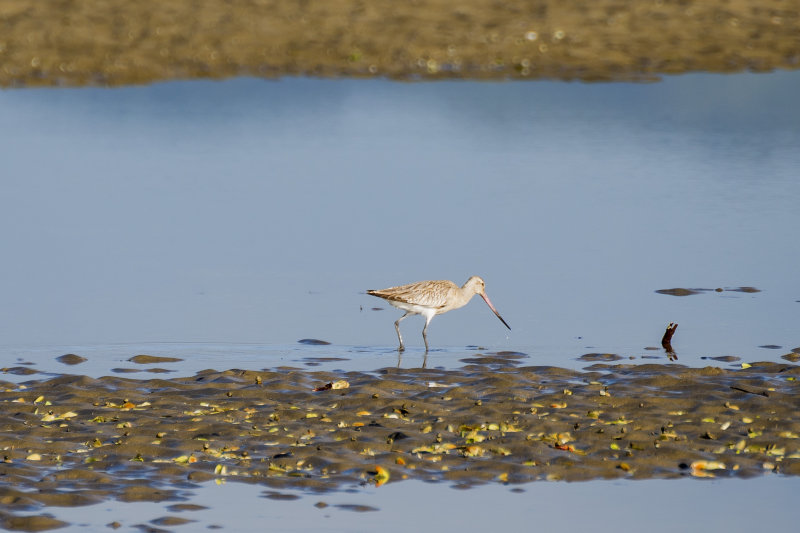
[{"x1": 367, "y1": 276, "x2": 510, "y2": 352}]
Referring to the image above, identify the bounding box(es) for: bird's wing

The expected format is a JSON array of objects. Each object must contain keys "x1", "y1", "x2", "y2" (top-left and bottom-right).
[{"x1": 367, "y1": 280, "x2": 456, "y2": 308}]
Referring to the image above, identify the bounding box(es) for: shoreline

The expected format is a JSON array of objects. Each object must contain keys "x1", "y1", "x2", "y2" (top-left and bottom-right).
[
  {"x1": 1, "y1": 0, "x2": 798, "y2": 87},
  {"x1": 2, "y1": 359, "x2": 798, "y2": 528}
]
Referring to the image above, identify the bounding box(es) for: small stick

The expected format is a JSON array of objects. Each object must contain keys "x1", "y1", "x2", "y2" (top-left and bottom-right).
[
  {"x1": 662, "y1": 322, "x2": 678, "y2": 361},
  {"x1": 730, "y1": 386, "x2": 769, "y2": 397},
  {"x1": 661, "y1": 322, "x2": 678, "y2": 347}
]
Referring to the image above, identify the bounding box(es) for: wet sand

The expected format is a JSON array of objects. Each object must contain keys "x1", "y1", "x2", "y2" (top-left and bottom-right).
[
  {"x1": 1, "y1": 0, "x2": 798, "y2": 87},
  {"x1": 2, "y1": 355, "x2": 799, "y2": 529}
]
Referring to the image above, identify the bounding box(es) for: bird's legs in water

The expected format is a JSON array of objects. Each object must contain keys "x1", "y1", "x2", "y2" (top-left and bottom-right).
[
  {"x1": 394, "y1": 312, "x2": 410, "y2": 352},
  {"x1": 422, "y1": 315, "x2": 434, "y2": 353}
]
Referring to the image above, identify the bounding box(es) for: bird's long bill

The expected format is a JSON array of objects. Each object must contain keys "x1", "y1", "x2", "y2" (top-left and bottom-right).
[{"x1": 481, "y1": 293, "x2": 511, "y2": 330}]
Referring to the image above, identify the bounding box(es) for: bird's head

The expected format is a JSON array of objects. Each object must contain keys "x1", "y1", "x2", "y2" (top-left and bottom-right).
[{"x1": 463, "y1": 275, "x2": 486, "y2": 296}]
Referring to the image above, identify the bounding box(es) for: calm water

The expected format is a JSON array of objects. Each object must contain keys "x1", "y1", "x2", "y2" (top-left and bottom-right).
[
  {"x1": 2, "y1": 72, "x2": 799, "y2": 371},
  {"x1": 22, "y1": 476, "x2": 799, "y2": 532},
  {"x1": 2, "y1": 71, "x2": 799, "y2": 530}
]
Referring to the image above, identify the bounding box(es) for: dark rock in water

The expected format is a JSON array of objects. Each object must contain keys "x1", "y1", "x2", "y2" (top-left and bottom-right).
[
  {"x1": 386, "y1": 431, "x2": 408, "y2": 443},
  {"x1": 118, "y1": 486, "x2": 177, "y2": 503},
  {"x1": 298, "y1": 338, "x2": 331, "y2": 345},
  {"x1": 460, "y1": 351, "x2": 526, "y2": 365},
  {"x1": 128, "y1": 354, "x2": 183, "y2": 364},
  {"x1": 579, "y1": 353, "x2": 623, "y2": 362},
  {"x1": 460, "y1": 355, "x2": 522, "y2": 366},
  {"x1": 781, "y1": 352, "x2": 800, "y2": 362},
  {"x1": 729, "y1": 286, "x2": 761, "y2": 293},
  {"x1": 187, "y1": 470, "x2": 215, "y2": 483},
  {"x1": 262, "y1": 491, "x2": 300, "y2": 501},
  {"x1": 494, "y1": 351, "x2": 527, "y2": 358},
  {"x1": 2, "y1": 366, "x2": 39, "y2": 375},
  {"x1": 655, "y1": 288, "x2": 701, "y2": 296},
  {"x1": 334, "y1": 504, "x2": 379, "y2": 513},
  {"x1": 166, "y1": 504, "x2": 208, "y2": 513},
  {"x1": 151, "y1": 516, "x2": 196, "y2": 526},
  {"x1": 0, "y1": 514, "x2": 68, "y2": 531},
  {"x1": 758, "y1": 345, "x2": 782, "y2": 349},
  {"x1": 272, "y1": 452, "x2": 294, "y2": 459},
  {"x1": 701, "y1": 355, "x2": 741, "y2": 362},
  {"x1": 111, "y1": 368, "x2": 140, "y2": 374},
  {"x1": 57, "y1": 353, "x2": 87, "y2": 365},
  {"x1": 656, "y1": 286, "x2": 759, "y2": 296},
  {"x1": 145, "y1": 368, "x2": 175, "y2": 374}
]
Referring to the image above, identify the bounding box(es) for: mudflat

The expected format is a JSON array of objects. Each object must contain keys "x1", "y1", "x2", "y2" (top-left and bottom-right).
[
  {"x1": 2, "y1": 355, "x2": 799, "y2": 529},
  {"x1": 1, "y1": 0, "x2": 798, "y2": 87}
]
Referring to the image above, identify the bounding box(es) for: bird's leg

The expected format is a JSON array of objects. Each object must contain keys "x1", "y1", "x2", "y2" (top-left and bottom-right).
[
  {"x1": 422, "y1": 315, "x2": 433, "y2": 353},
  {"x1": 395, "y1": 312, "x2": 410, "y2": 352}
]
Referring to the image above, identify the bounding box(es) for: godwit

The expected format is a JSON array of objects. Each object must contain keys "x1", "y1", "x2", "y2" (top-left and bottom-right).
[{"x1": 367, "y1": 276, "x2": 510, "y2": 352}]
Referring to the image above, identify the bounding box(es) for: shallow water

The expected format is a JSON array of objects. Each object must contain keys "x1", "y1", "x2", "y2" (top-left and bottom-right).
[
  {"x1": 19, "y1": 475, "x2": 800, "y2": 532},
  {"x1": 1, "y1": 340, "x2": 796, "y2": 385},
  {"x1": 2, "y1": 71, "x2": 800, "y2": 370}
]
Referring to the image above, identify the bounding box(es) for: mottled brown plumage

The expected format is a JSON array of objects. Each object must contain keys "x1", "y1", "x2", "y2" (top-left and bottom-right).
[{"x1": 367, "y1": 276, "x2": 510, "y2": 352}]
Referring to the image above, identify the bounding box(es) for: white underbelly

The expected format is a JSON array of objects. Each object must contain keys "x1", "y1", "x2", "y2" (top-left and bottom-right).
[{"x1": 388, "y1": 300, "x2": 438, "y2": 318}]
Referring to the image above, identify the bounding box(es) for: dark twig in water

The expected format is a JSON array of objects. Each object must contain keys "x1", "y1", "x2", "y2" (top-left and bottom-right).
[
  {"x1": 662, "y1": 322, "x2": 678, "y2": 346},
  {"x1": 662, "y1": 322, "x2": 678, "y2": 361},
  {"x1": 730, "y1": 386, "x2": 770, "y2": 397}
]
